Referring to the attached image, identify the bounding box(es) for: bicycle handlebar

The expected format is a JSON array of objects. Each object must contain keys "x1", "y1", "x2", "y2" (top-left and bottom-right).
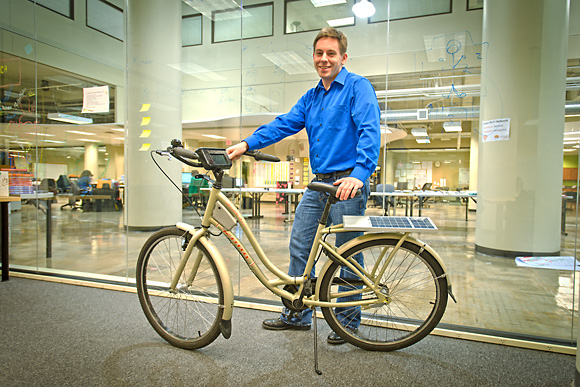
[
  {"x1": 172, "y1": 146, "x2": 198, "y2": 160},
  {"x1": 244, "y1": 150, "x2": 280, "y2": 163}
]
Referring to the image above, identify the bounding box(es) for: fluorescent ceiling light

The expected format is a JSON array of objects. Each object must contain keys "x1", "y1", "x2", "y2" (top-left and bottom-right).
[
  {"x1": 66, "y1": 130, "x2": 96, "y2": 136},
  {"x1": 203, "y1": 134, "x2": 227, "y2": 139},
  {"x1": 41, "y1": 140, "x2": 66, "y2": 144},
  {"x1": 168, "y1": 63, "x2": 227, "y2": 82},
  {"x1": 48, "y1": 112, "x2": 93, "y2": 124},
  {"x1": 411, "y1": 128, "x2": 428, "y2": 137},
  {"x1": 564, "y1": 131, "x2": 580, "y2": 136},
  {"x1": 262, "y1": 51, "x2": 315, "y2": 75},
  {"x1": 327, "y1": 17, "x2": 354, "y2": 27},
  {"x1": 27, "y1": 132, "x2": 55, "y2": 137},
  {"x1": 114, "y1": 137, "x2": 124, "y2": 141},
  {"x1": 443, "y1": 121, "x2": 462, "y2": 132},
  {"x1": 10, "y1": 140, "x2": 32, "y2": 145},
  {"x1": 564, "y1": 148, "x2": 577, "y2": 152},
  {"x1": 311, "y1": 0, "x2": 346, "y2": 6},
  {"x1": 415, "y1": 137, "x2": 430, "y2": 144},
  {"x1": 111, "y1": 128, "x2": 125, "y2": 132},
  {"x1": 352, "y1": 0, "x2": 375, "y2": 18},
  {"x1": 77, "y1": 138, "x2": 101, "y2": 143}
]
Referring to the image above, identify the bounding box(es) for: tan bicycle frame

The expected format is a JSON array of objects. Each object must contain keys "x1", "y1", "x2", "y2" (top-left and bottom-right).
[{"x1": 174, "y1": 185, "x2": 452, "y2": 320}]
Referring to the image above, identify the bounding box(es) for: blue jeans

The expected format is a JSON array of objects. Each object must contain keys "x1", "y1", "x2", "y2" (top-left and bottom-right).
[{"x1": 280, "y1": 176, "x2": 370, "y2": 329}]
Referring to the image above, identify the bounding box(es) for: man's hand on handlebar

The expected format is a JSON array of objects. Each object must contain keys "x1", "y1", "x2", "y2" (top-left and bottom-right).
[
  {"x1": 334, "y1": 176, "x2": 363, "y2": 201},
  {"x1": 226, "y1": 142, "x2": 249, "y2": 161}
]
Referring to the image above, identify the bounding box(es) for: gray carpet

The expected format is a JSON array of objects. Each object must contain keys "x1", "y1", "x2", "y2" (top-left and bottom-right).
[{"x1": 0, "y1": 277, "x2": 575, "y2": 386}]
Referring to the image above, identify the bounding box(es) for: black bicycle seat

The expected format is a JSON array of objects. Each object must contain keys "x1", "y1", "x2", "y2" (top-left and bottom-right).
[{"x1": 307, "y1": 182, "x2": 361, "y2": 198}]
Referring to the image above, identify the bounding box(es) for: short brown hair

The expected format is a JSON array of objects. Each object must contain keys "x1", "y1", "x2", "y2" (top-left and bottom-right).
[{"x1": 313, "y1": 27, "x2": 347, "y2": 55}]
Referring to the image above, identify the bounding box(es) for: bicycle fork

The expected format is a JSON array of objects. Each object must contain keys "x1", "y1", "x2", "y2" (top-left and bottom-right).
[{"x1": 173, "y1": 222, "x2": 235, "y2": 339}]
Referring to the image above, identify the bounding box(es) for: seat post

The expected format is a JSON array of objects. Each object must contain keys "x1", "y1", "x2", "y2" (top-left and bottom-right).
[{"x1": 318, "y1": 195, "x2": 338, "y2": 225}]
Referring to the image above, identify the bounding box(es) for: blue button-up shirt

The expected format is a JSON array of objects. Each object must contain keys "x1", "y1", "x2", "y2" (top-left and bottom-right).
[{"x1": 244, "y1": 67, "x2": 380, "y2": 183}]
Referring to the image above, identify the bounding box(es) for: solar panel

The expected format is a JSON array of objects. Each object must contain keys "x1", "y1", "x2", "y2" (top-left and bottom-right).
[{"x1": 343, "y1": 216, "x2": 438, "y2": 232}]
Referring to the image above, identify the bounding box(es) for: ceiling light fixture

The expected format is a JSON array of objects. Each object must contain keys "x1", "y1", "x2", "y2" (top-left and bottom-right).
[
  {"x1": 311, "y1": 0, "x2": 346, "y2": 6},
  {"x1": 66, "y1": 130, "x2": 96, "y2": 136},
  {"x1": 415, "y1": 137, "x2": 431, "y2": 144},
  {"x1": 352, "y1": 0, "x2": 375, "y2": 18},
  {"x1": 327, "y1": 17, "x2": 354, "y2": 27},
  {"x1": 202, "y1": 134, "x2": 227, "y2": 139},
  {"x1": 443, "y1": 121, "x2": 462, "y2": 132},
  {"x1": 411, "y1": 128, "x2": 428, "y2": 137},
  {"x1": 48, "y1": 112, "x2": 93, "y2": 125}
]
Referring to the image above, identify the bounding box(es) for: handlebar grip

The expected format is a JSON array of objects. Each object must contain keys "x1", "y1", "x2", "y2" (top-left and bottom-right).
[
  {"x1": 245, "y1": 150, "x2": 280, "y2": 162},
  {"x1": 172, "y1": 146, "x2": 198, "y2": 160}
]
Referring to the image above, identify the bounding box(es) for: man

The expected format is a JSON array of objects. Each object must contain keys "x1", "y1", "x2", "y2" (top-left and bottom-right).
[{"x1": 227, "y1": 27, "x2": 380, "y2": 345}]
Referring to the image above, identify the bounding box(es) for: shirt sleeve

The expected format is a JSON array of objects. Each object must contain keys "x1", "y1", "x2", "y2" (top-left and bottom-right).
[
  {"x1": 243, "y1": 93, "x2": 309, "y2": 150},
  {"x1": 349, "y1": 77, "x2": 381, "y2": 182}
]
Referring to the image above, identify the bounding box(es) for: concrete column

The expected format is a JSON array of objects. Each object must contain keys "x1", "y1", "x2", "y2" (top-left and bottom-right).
[
  {"x1": 469, "y1": 124, "x2": 478, "y2": 211},
  {"x1": 84, "y1": 143, "x2": 99, "y2": 177},
  {"x1": 126, "y1": 0, "x2": 182, "y2": 230},
  {"x1": 475, "y1": 0, "x2": 569, "y2": 256}
]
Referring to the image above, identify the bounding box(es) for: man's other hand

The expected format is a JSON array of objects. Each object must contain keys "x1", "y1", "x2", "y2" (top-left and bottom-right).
[{"x1": 334, "y1": 176, "x2": 363, "y2": 201}]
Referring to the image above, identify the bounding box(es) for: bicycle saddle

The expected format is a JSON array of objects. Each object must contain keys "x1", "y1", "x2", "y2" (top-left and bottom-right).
[{"x1": 307, "y1": 182, "x2": 362, "y2": 198}]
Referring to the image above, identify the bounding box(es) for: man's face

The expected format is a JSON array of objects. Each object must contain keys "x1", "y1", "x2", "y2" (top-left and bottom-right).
[{"x1": 313, "y1": 37, "x2": 347, "y2": 86}]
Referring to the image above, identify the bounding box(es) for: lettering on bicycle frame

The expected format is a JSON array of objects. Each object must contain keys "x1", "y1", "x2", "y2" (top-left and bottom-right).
[{"x1": 219, "y1": 199, "x2": 255, "y2": 266}]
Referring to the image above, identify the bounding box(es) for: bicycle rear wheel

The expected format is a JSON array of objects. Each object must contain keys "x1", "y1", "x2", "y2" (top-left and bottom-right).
[
  {"x1": 136, "y1": 227, "x2": 224, "y2": 349},
  {"x1": 319, "y1": 238, "x2": 448, "y2": 351}
]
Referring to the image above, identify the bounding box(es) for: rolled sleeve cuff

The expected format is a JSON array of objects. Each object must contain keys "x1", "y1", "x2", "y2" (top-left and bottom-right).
[
  {"x1": 243, "y1": 136, "x2": 259, "y2": 151},
  {"x1": 350, "y1": 167, "x2": 370, "y2": 183}
]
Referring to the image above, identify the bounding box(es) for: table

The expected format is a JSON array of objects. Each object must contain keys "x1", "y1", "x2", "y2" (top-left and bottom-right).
[
  {"x1": 1, "y1": 196, "x2": 22, "y2": 281},
  {"x1": 214, "y1": 188, "x2": 305, "y2": 221},
  {"x1": 59, "y1": 194, "x2": 113, "y2": 212},
  {"x1": 21, "y1": 193, "x2": 54, "y2": 258},
  {"x1": 370, "y1": 191, "x2": 478, "y2": 221}
]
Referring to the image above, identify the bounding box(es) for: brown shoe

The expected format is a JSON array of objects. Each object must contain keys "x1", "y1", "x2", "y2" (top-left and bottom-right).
[{"x1": 262, "y1": 318, "x2": 311, "y2": 331}]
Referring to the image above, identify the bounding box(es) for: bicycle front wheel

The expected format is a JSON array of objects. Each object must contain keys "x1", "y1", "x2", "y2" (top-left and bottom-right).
[
  {"x1": 319, "y1": 238, "x2": 448, "y2": 351},
  {"x1": 136, "y1": 227, "x2": 224, "y2": 349}
]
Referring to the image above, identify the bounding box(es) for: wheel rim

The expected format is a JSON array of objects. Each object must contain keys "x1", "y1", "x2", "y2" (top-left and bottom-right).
[{"x1": 321, "y1": 240, "x2": 447, "y2": 350}]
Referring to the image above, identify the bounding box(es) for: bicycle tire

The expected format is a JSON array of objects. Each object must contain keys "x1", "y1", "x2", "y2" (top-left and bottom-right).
[
  {"x1": 136, "y1": 227, "x2": 224, "y2": 349},
  {"x1": 319, "y1": 238, "x2": 448, "y2": 351}
]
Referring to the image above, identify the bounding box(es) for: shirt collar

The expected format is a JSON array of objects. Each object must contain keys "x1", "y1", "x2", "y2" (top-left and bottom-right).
[{"x1": 316, "y1": 67, "x2": 349, "y2": 90}]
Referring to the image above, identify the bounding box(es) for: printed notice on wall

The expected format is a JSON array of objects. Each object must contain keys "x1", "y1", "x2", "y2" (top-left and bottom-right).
[
  {"x1": 82, "y1": 85, "x2": 110, "y2": 113},
  {"x1": 482, "y1": 118, "x2": 510, "y2": 142}
]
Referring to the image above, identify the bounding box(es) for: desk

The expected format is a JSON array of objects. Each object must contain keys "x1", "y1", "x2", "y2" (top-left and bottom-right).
[
  {"x1": 1, "y1": 196, "x2": 21, "y2": 281},
  {"x1": 59, "y1": 194, "x2": 112, "y2": 212},
  {"x1": 371, "y1": 191, "x2": 477, "y2": 221},
  {"x1": 21, "y1": 193, "x2": 54, "y2": 258}
]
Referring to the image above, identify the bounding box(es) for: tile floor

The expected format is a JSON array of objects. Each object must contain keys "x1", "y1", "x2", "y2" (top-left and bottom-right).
[{"x1": 5, "y1": 196, "x2": 579, "y2": 345}]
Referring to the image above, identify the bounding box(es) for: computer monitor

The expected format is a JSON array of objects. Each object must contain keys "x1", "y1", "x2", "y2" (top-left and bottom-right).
[
  {"x1": 182, "y1": 172, "x2": 193, "y2": 185},
  {"x1": 421, "y1": 183, "x2": 432, "y2": 190},
  {"x1": 397, "y1": 181, "x2": 408, "y2": 190}
]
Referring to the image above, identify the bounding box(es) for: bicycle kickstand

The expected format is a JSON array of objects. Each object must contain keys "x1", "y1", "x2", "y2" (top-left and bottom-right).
[{"x1": 312, "y1": 306, "x2": 322, "y2": 375}]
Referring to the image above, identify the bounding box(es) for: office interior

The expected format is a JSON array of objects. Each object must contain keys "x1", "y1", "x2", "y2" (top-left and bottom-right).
[{"x1": 1, "y1": 0, "x2": 580, "y2": 354}]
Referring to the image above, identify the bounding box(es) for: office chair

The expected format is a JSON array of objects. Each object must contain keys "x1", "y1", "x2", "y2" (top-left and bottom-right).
[
  {"x1": 373, "y1": 184, "x2": 395, "y2": 214},
  {"x1": 56, "y1": 175, "x2": 70, "y2": 193},
  {"x1": 60, "y1": 181, "x2": 82, "y2": 210}
]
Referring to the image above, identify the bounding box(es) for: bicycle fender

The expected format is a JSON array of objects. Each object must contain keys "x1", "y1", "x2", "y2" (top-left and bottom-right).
[
  {"x1": 316, "y1": 233, "x2": 455, "y2": 302},
  {"x1": 176, "y1": 223, "x2": 235, "y2": 337}
]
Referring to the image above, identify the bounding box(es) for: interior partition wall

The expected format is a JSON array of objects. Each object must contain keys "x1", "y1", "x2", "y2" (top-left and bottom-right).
[{"x1": 1, "y1": 0, "x2": 579, "y2": 350}]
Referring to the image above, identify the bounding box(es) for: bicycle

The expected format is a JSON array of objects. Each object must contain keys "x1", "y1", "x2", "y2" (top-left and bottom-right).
[{"x1": 136, "y1": 140, "x2": 456, "y2": 369}]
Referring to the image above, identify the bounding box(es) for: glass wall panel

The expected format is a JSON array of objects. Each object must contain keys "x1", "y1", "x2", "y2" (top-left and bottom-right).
[
  {"x1": 285, "y1": 0, "x2": 355, "y2": 33},
  {"x1": 212, "y1": 3, "x2": 273, "y2": 43},
  {"x1": 369, "y1": 0, "x2": 451, "y2": 23},
  {"x1": 87, "y1": 0, "x2": 124, "y2": 41},
  {"x1": 1, "y1": 0, "x2": 579, "y2": 350}
]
